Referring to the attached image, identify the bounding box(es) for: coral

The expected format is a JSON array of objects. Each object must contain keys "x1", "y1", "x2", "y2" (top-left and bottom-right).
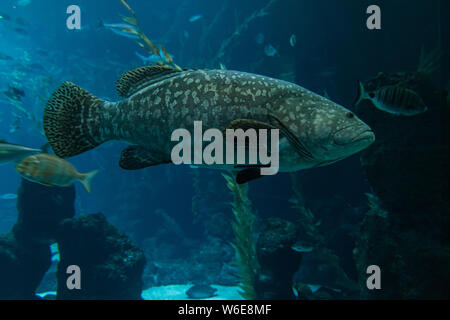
[
  {"x1": 55, "y1": 213, "x2": 146, "y2": 300},
  {"x1": 223, "y1": 172, "x2": 259, "y2": 300}
]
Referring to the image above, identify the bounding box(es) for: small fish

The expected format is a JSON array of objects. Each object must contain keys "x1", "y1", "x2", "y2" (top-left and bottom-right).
[
  {"x1": 219, "y1": 63, "x2": 227, "y2": 70},
  {"x1": 0, "y1": 140, "x2": 47, "y2": 165},
  {"x1": 355, "y1": 81, "x2": 428, "y2": 116},
  {"x1": 0, "y1": 193, "x2": 17, "y2": 200},
  {"x1": 186, "y1": 284, "x2": 218, "y2": 299},
  {"x1": 8, "y1": 85, "x2": 25, "y2": 98},
  {"x1": 264, "y1": 44, "x2": 278, "y2": 57},
  {"x1": 99, "y1": 21, "x2": 141, "y2": 40},
  {"x1": 255, "y1": 32, "x2": 265, "y2": 45},
  {"x1": 183, "y1": 31, "x2": 190, "y2": 39},
  {"x1": 289, "y1": 34, "x2": 296, "y2": 47},
  {"x1": 12, "y1": 27, "x2": 28, "y2": 35},
  {"x1": 1, "y1": 85, "x2": 25, "y2": 102},
  {"x1": 15, "y1": 154, "x2": 98, "y2": 193},
  {"x1": 0, "y1": 12, "x2": 11, "y2": 21},
  {"x1": 0, "y1": 52, "x2": 13, "y2": 60},
  {"x1": 291, "y1": 243, "x2": 315, "y2": 253},
  {"x1": 189, "y1": 15, "x2": 203, "y2": 23},
  {"x1": 135, "y1": 52, "x2": 164, "y2": 65}
]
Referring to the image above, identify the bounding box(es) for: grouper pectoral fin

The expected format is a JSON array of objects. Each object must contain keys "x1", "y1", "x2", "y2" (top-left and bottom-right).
[
  {"x1": 116, "y1": 65, "x2": 182, "y2": 98},
  {"x1": 119, "y1": 145, "x2": 171, "y2": 170},
  {"x1": 268, "y1": 114, "x2": 315, "y2": 161}
]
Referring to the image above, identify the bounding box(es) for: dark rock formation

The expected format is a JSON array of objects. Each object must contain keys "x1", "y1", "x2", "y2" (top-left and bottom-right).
[
  {"x1": 56, "y1": 213, "x2": 146, "y2": 300},
  {"x1": 14, "y1": 179, "x2": 76, "y2": 242},
  {"x1": 0, "y1": 179, "x2": 75, "y2": 299},
  {"x1": 0, "y1": 179, "x2": 146, "y2": 300},
  {"x1": 0, "y1": 232, "x2": 51, "y2": 299},
  {"x1": 355, "y1": 72, "x2": 450, "y2": 299},
  {"x1": 255, "y1": 218, "x2": 301, "y2": 299}
]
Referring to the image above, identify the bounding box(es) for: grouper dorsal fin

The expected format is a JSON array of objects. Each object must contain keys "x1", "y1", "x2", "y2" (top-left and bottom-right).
[
  {"x1": 116, "y1": 65, "x2": 182, "y2": 98},
  {"x1": 119, "y1": 145, "x2": 171, "y2": 170}
]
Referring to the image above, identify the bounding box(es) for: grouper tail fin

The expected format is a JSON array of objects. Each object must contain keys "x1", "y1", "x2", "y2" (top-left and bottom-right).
[{"x1": 43, "y1": 82, "x2": 105, "y2": 159}]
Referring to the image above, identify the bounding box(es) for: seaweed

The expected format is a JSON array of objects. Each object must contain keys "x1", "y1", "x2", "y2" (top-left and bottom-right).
[
  {"x1": 214, "y1": 0, "x2": 277, "y2": 66},
  {"x1": 289, "y1": 173, "x2": 324, "y2": 248},
  {"x1": 223, "y1": 172, "x2": 259, "y2": 300},
  {"x1": 417, "y1": 45, "x2": 442, "y2": 75},
  {"x1": 118, "y1": 0, "x2": 181, "y2": 70},
  {"x1": 289, "y1": 173, "x2": 359, "y2": 298}
]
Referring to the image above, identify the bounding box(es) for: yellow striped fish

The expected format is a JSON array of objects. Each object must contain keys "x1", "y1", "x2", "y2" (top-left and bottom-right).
[
  {"x1": 355, "y1": 81, "x2": 428, "y2": 116},
  {"x1": 15, "y1": 154, "x2": 98, "y2": 192}
]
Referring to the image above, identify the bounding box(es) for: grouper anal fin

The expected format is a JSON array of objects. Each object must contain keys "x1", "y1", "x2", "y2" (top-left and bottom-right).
[
  {"x1": 119, "y1": 145, "x2": 171, "y2": 170},
  {"x1": 236, "y1": 168, "x2": 263, "y2": 184},
  {"x1": 116, "y1": 65, "x2": 182, "y2": 98}
]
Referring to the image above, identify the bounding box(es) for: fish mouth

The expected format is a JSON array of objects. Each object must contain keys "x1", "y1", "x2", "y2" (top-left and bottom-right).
[{"x1": 333, "y1": 125, "x2": 375, "y2": 146}]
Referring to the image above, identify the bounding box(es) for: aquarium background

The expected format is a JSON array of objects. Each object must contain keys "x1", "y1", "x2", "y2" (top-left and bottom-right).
[{"x1": 0, "y1": 0, "x2": 448, "y2": 300}]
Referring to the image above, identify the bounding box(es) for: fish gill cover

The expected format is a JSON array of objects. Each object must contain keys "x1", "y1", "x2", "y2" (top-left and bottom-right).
[{"x1": 0, "y1": 0, "x2": 448, "y2": 301}]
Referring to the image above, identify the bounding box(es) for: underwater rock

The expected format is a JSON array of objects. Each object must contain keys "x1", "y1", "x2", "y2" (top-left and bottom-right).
[
  {"x1": 0, "y1": 178, "x2": 74, "y2": 299},
  {"x1": 293, "y1": 249, "x2": 359, "y2": 300},
  {"x1": 55, "y1": 213, "x2": 146, "y2": 300},
  {"x1": 186, "y1": 284, "x2": 218, "y2": 299},
  {"x1": 0, "y1": 232, "x2": 51, "y2": 299},
  {"x1": 13, "y1": 178, "x2": 75, "y2": 242},
  {"x1": 255, "y1": 218, "x2": 301, "y2": 299},
  {"x1": 355, "y1": 72, "x2": 450, "y2": 299}
]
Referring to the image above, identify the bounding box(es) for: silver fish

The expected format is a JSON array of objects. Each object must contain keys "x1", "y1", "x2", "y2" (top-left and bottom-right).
[
  {"x1": 0, "y1": 193, "x2": 17, "y2": 200},
  {"x1": 0, "y1": 140, "x2": 47, "y2": 165},
  {"x1": 355, "y1": 81, "x2": 428, "y2": 116},
  {"x1": 99, "y1": 21, "x2": 140, "y2": 40},
  {"x1": 289, "y1": 34, "x2": 297, "y2": 47},
  {"x1": 43, "y1": 66, "x2": 375, "y2": 184},
  {"x1": 189, "y1": 15, "x2": 203, "y2": 23}
]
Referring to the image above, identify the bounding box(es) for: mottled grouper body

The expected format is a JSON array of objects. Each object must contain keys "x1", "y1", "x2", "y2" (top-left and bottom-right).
[{"x1": 43, "y1": 65, "x2": 375, "y2": 183}]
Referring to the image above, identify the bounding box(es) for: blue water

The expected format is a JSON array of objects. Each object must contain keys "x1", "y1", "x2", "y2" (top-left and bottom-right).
[{"x1": 0, "y1": 0, "x2": 447, "y2": 298}]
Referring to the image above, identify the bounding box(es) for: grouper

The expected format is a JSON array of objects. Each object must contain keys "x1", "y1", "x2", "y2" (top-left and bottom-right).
[{"x1": 43, "y1": 65, "x2": 375, "y2": 183}]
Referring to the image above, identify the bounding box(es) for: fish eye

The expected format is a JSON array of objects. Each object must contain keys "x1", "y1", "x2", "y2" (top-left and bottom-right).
[
  {"x1": 369, "y1": 93, "x2": 376, "y2": 99},
  {"x1": 346, "y1": 112, "x2": 354, "y2": 119}
]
